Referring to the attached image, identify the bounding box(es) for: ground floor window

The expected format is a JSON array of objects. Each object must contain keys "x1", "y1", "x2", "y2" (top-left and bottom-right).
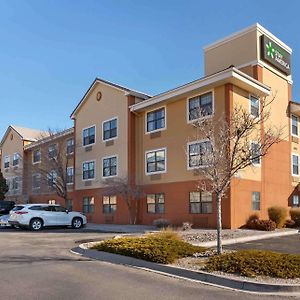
[
  {"x1": 48, "y1": 199, "x2": 56, "y2": 204},
  {"x1": 103, "y1": 195, "x2": 117, "y2": 214},
  {"x1": 252, "y1": 191, "x2": 260, "y2": 210},
  {"x1": 146, "y1": 194, "x2": 165, "y2": 213},
  {"x1": 83, "y1": 196, "x2": 95, "y2": 213},
  {"x1": 189, "y1": 191, "x2": 212, "y2": 214},
  {"x1": 66, "y1": 199, "x2": 73, "y2": 211},
  {"x1": 292, "y1": 195, "x2": 299, "y2": 207}
]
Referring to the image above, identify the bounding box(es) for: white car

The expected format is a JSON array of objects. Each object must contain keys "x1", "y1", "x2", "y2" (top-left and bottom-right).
[
  {"x1": 8, "y1": 204, "x2": 87, "y2": 231},
  {"x1": 0, "y1": 215, "x2": 11, "y2": 227}
]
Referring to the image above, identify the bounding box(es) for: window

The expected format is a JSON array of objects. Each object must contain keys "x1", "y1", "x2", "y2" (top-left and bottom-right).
[
  {"x1": 32, "y1": 174, "x2": 41, "y2": 189},
  {"x1": 250, "y1": 95, "x2": 260, "y2": 118},
  {"x1": 188, "y1": 92, "x2": 213, "y2": 121},
  {"x1": 189, "y1": 192, "x2": 212, "y2": 214},
  {"x1": 4, "y1": 156, "x2": 9, "y2": 168},
  {"x1": 292, "y1": 115, "x2": 298, "y2": 136},
  {"x1": 252, "y1": 191, "x2": 261, "y2": 211},
  {"x1": 83, "y1": 197, "x2": 95, "y2": 213},
  {"x1": 103, "y1": 118, "x2": 117, "y2": 141},
  {"x1": 66, "y1": 199, "x2": 73, "y2": 211},
  {"x1": 48, "y1": 200, "x2": 56, "y2": 204},
  {"x1": 188, "y1": 141, "x2": 212, "y2": 168},
  {"x1": 292, "y1": 154, "x2": 299, "y2": 176},
  {"x1": 292, "y1": 195, "x2": 299, "y2": 207},
  {"x1": 82, "y1": 161, "x2": 95, "y2": 180},
  {"x1": 102, "y1": 156, "x2": 117, "y2": 177},
  {"x1": 251, "y1": 142, "x2": 261, "y2": 165},
  {"x1": 66, "y1": 138, "x2": 74, "y2": 154},
  {"x1": 83, "y1": 126, "x2": 95, "y2": 146},
  {"x1": 12, "y1": 177, "x2": 19, "y2": 190},
  {"x1": 103, "y1": 195, "x2": 117, "y2": 214},
  {"x1": 147, "y1": 194, "x2": 165, "y2": 214},
  {"x1": 48, "y1": 144, "x2": 57, "y2": 159},
  {"x1": 33, "y1": 149, "x2": 41, "y2": 163},
  {"x1": 13, "y1": 153, "x2": 20, "y2": 166},
  {"x1": 29, "y1": 205, "x2": 44, "y2": 211},
  {"x1": 146, "y1": 148, "x2": 166, "y2": 174},
  {"x1": 66, "y1": 167, "x2": 74, "y2": 184},
  {"x1": 146, "y1": 108, "x2": 165, "y2": 133},
  {"x1": 47, "y1": 170, "x2": 57, "y2": 187}
]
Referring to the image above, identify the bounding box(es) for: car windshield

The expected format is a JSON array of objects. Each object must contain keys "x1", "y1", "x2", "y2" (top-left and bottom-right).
[{"x1": 12, "y1": 206, "x2": 24, "y2": 211}]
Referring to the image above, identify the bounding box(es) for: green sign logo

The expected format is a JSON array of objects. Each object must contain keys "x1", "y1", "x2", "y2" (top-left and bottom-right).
[{"x1": 266, "y1": 41, "x2": 275, "y2": 59}]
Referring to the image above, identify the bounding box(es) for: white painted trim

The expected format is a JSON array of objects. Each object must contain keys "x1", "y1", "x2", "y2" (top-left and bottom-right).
[
  {"x1": 102, "y1": 117, "x2": 118, "y2": 142},
  {"x1": 292, "y1": 153, "x2": 299, "y2": 177},
  {"x1": 145, "y1": 147, "x2": 167, "y2": 175},
  {"x1": 291, "y1": 114, "x2": 299, "y2": 138},
  {"x1": 250, "y1": 141, "x2": 261, "y2": 167},
  {"x1": 82, "y1": 125, "x2": 96, "y2": 147},
  {"x1": 101, "y1": 154, "x2": 118, "y2": 179},
  {"x1": 82, "y1": 160, "x2": 96, "y2": 181},
  {"x1": 186, "y1": 139, "x2": 210, "y2": 170},
  {"x1": 186, "y1": 90, "x2": 214, "y2": 124},
  {"x1": 145, "y1": 106, "x2": 167, "y2": 134}
]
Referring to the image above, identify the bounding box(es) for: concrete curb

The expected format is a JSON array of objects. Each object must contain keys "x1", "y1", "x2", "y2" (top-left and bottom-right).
[
  {"x1": 71, "y1": 244, "x2": 300, "y2": 295},
  {"x1": 193, "y1": 229, "x2": 299, "y2": 247}
]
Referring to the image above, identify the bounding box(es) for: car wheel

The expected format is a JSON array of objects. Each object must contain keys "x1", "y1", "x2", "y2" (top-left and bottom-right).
[
  {"x1": 72, "y1": 217, "x2": 83, "y2": 229},
  {"x1": 30, "y1": 218, "x2": 43, "y2": 231}
]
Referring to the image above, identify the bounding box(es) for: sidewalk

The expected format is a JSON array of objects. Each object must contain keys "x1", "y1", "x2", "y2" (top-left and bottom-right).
[{"x1": 85, "y1": 223, "x2": 156, "y2": 233}]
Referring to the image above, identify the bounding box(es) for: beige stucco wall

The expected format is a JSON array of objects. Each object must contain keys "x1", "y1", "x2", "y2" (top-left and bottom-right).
[{"x1": 74, "y1": 82, "x2": 129, "y2": 190}]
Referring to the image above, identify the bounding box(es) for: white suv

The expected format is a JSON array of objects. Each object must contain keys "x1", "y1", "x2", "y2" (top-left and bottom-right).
[{"x1": 8, "y1": 204, "x2": 87, "y2": 231}]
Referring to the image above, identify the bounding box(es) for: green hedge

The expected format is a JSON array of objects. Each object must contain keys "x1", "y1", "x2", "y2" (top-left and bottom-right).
[
  {"x1": 92, "y1": 232, "x2": 205, "y2": 264},
  {"x1": 205, "y1": 250, "x2": 300, "y2": 278}
]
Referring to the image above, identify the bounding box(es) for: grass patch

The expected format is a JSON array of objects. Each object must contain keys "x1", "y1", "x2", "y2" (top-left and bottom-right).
[
  {"x1": 205, "y1": 250, "x2": 300, "y2": 278},
  {"x1": 92, "y1": 231, "x2": 206, "y2": 264}
]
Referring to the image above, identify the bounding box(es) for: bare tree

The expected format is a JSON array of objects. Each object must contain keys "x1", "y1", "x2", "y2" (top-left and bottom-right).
[
  {"x1": 102, "y1": 177, "x2": 143, "y2": 224},
  {"x1": 188, "y1": 95, "x2": 284, "y2": 254}
]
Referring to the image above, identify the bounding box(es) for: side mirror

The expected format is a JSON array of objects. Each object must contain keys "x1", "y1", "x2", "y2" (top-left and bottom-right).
[{"x1": 65, "y1": 209, "x2": 69, "y2": 214}]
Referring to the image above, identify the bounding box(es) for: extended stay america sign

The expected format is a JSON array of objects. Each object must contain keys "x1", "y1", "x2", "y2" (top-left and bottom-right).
[{"x1": 260, "y1": 35, "x2": 291, "y2": 75}]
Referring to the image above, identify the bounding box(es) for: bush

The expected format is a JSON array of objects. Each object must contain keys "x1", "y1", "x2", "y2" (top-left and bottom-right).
[
  {"x1": 182, "y1": 222, "x2": 193, "y2": 231},
  {"x1": 245, "y1": 214, "x2": 259, "y2": 229},
  {"x1": 92, "y1": 232, "x2": 206, "y2": 264},
  {"x1": 268, "y1": 206, "x2": 287, "y2": 228},
  {"x1": 246, "y1": 217, "x2": 276, "y2": 231},
  {"x1": 290, "y1": 208, "x2": 300, "y2": 227},
  {"x1": 285, "y1": 219, "x2": 296, "y2": 228},
  {"x1": 205, "y1": 250, "x2": 300, "y2": 278},
  {"x1": 153, "y1": 218, "x2": 169, "y2": 228}
]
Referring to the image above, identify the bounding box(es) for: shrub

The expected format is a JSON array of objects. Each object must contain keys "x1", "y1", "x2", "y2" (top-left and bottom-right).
[
  {"x1": 205, "y1": 250, "x2": 300, "y2": 278},
  {"x1": 268, "y1": 206, "x2": 287, "y2": 228},
  {"x1": 182, "y1": 222, "x2": 193, "y2": 231},
  {"x1": 92, "y1": 232, "x2": 206, "y2": 264},
  {"x1": 245, "y1": 217, "x2": 276, "y2": 231},
  {"x1": 245, "y1": 214, "x2": 259, "y2": 229},
  {"x1": 290, "y1": 208, "x2": 300, "y2": 227},
  {"x1": 153, "y1": 218, "x2": 169, "y2": 228},
  {"x1": 285, "y1": 219, "x2": 296, "y2": 228}
]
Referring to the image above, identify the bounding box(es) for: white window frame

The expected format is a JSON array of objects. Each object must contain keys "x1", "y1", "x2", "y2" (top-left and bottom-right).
[
  {"x1": 32, "y1": 173, "x2": 41, "y2": 190},
  {"x1": 82, "y1": 125, "x2": 96, "y2": 147},
  {"x1": 66, "y1": 167, "x2": 74, "y2": 185},
  {"x1": 82, "y1": 160, "x2": 96, "y2": 181},
  {"x1": 145, "y1": 106, "x2": 167, "y2": 134},
  {"x1": 187, "y1": 90, "x2": 214, "y2": 124},
  {"x1": 66, "y1": 138, "x2": 75, "y2": 155},
  {"x1": 32, "y1": 148, "x2": 41, "y2": 164},
  {"x1": 4, "y1": 155, "x2": 10, "y2": 169},
  {"x1": 292, "y1": 195, "x2": 299, "y2": 207},
  {"x1": 145, "y1": 147, "x2": 167, "y2": 175},
  {"x1": 249, "y1": 94, "x2": 260, "y2": 119},
  {"x1": 292, "y1": 153, "x2": 299, "y2": 177},
  {"x1": 187, "y1": 139, "x2": 211, "y2": 170},
  {"x1": 250, "y1": 141, "x2": 261, "y2": 167},
  {"x1": 12, "y1": 153, "x2": 20, "y2": 167},
  {"x1": 291, "y1": 114, "x2": 299, "y2": 137},
  {"x1": 102, "y1": 117, "x2": 118, "y2": 142},
  {"x1": 102, "y1": 155, "x2": 118, "y2": 179}
]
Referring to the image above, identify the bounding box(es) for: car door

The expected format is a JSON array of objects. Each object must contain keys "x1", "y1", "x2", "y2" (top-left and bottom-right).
[
  {"x1": 42, "y1": 205, "x2": 57, "y2": 226},
  {"x1": 53, "y1": 206, "x2": 70, "y2": 225}
]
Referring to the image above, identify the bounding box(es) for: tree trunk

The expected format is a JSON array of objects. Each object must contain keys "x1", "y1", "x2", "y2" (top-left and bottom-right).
[{"x1": 216, "y1": 193, "x2": 222, "y2": 254}]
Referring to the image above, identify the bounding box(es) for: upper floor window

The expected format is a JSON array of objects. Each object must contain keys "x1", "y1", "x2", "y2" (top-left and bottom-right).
[
  {"x1": 12, "y1": 177, "x2": 20, "y2": 190},
  {"x1": 66, "y1": 138, "x2": 74, "y2": 154},
  {"x1": 83, "y1": 126, "x2": 95, "y2": 146},
  {"x1": 83, "y1": 196, "x2": 95, "y2": 214},
  {"x1": 4, "y1": 156, "x2": 9, "y2": 169},
  {"x1": 189, "y1": 191, "x2": 212, "y2": 214},
  {"x1": 292, "y1": 115, "x2": 299, "y2": 137},
  {"x1": 250, "y1": 95, "x2": 260, "y2": 118},
  {"x1": 252, "y1": 191, "x2": 261, "y2": 211},
  {"x1": 48, "y1": 144, "x2": 57, "y2": 159},
  {"x1": 47, "y1": 170, "x2": 57, "y2": 187},
  {"x1": 82, "y1": 161, "x2": 95, "y2": 180},
  {"x1": 145, "y1": 148, "x2": 166, "y2": 174},
  {"x1": 146, "y1": 108, "x2": 165, "y2": 133},
  {"x1": 66, "y1": 167, "x2": 74, "y2": 184},
  {"x1": 102, "y1": 156, "x2": 117, "y2": 177},
  {"x1": 13, "y1": 153, "x2": 20, "y2": 166},
  {"x1": 103, "y1": 195, "x2": 117, "y2": 214},
  {"x1": 251, "y1": 142, "x2": 261, "y2": 165},
  {"x1": 32, "y1": 174, "x2": 41, "y2": 189},
  {"x1": 33, "y1": 149, "x2": 41, "y2": 164},
  {"x1": 188, "y1": 92, "x2": 213, "y2": 121},
  {"x1": 292, "y1": 154, "x2": 299, "y2": 176},
  {"x1": 146, "y1": 194, "x2": 165, "y2": 214},
  {"x1": 103, "y1": 118, "x2": 117, "y2": 141},
  {"x1": 188, "y1": 140, "x2": 212, "y2": 169}
]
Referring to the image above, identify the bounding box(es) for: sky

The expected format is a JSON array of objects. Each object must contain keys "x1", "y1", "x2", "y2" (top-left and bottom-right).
[{"x1": 0, "y1": 0, "x2": 300, "y2": 138}]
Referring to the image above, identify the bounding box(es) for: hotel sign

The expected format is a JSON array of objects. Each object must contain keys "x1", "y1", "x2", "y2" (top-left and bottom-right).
[{"x1": 261, "y1": 35, "x2": 291, "y2": 75}]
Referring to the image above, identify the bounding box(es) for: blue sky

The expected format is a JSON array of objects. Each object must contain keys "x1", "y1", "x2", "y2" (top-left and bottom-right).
[{"x1": 0, "y1": 0, "x2": 299, "y2": 137}]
